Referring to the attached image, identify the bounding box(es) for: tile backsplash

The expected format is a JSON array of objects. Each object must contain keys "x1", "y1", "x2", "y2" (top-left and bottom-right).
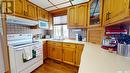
[
  {"x1": 69, "y1": 29, "x2": 87, "y2": 39},
  {"x1": 7, "y1": 24, "x2": 45, "y2": 35}
]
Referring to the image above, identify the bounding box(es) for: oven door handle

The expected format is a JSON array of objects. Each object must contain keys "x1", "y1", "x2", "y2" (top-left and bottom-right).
[{"x1": 15, "y1": 48, "x2": 24, "y2": 51}]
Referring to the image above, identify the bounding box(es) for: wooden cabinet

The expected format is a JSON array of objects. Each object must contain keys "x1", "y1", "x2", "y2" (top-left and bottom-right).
[
  {"x1": 26, "y1": 1, "x2": 37, "y2": 20},
  {"x1": 47, "y1": 41, "x2": 54, "y2": 58},
  {"x1": 76, "y1": 4, "x2": 88, "y2": 28},
  {"x1": 46, "y1": 41, "x2": 84, "y2": 66},
  {"x1": 67, "y1": 6, "x2": 76, "y2": 28},
  {"x1": 67, "y1": 3, "x2": 88, "y2": 28},
  {"x1": 53, "y1": 42, "x2": 62, "y2": 61},
  {"x1": 88, "y1": 0, "x2": 103, "y2": 28},
  {"x1": 87, "y1": 27, "x2": 105, "y2": 44},
  {"x1": 14, "y1": 0, "x2": 37, "y2": 20},
  {"x1": 103, "y1": 0, "x2": 129, "y2": 26},
  {"x1": 38, "y1": 7, "x2": 49, "y2": 21},
  {"x1": 63, "y1": 43, "x2": 76, "y2": 65},
  {"x1": 43, "y1": 41, "x2": 48, "y2": 59},
  {"x1": 75, "y1": 44, "x2": 84, "y2": 66},
  {"x1": 14, "y1": 0, "x2": 25, "y2": 17},
  {"x1": 48, "y1": 13, "x2": 53, "y2": 30},
  {"x1": 47, "y1": 41, "x2": 62, "y2": 61}
]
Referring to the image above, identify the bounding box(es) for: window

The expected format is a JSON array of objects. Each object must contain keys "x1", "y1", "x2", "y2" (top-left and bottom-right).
[{"x1": 53, "y1": 15, "x2": 69, "y2": 39}]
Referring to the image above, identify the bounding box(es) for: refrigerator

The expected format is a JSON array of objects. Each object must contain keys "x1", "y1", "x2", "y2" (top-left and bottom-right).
[{"x1": 0, "y1": 14, "x2": 5, "y2": 73}]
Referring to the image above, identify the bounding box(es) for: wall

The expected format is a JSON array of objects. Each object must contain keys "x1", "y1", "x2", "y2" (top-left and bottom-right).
[
  {"x1": 69, "y1": 29, "x2": 87, "y2": 39},
  {"x1": 7, "y1": 24, "x2": 46, "y2": 35}
]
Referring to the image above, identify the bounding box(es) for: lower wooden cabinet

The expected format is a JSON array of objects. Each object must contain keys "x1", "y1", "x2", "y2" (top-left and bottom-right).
[
  {"x1": 63, "y1": 43, "x2": 76, "y2": 65},
  {"x1": 53, "y1": 42, "x2": 62, "y2": 61},
  {"x1": 47, "y1": 41, "x2": 62, "y2": 61},
  {"x1": 75, "y1": 44, "x2": 84, "y2": 66},
  {"x1": 46, "y1": 41, "x2": 84, "y2": 66},
  {"x1": 43, "y1": 41, "x2": 48, "y2": 59}
]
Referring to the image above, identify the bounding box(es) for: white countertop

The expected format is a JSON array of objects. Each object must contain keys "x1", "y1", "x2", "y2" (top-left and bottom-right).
[
  {"x1": 79, "y1": 43, "x2": 130, "y2": 73},
  {"x1": 42, "y1": 39, "x2": 86, "y2": 44}
]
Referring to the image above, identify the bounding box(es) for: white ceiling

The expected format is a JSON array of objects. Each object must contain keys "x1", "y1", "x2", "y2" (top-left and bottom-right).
[{"x1": 29, "y1": 0, "x2": 89, "y2": 11}]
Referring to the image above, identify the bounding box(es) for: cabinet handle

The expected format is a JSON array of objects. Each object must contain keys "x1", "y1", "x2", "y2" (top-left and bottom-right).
[
  {"x1": 108, "y1": 12, "x2": 111, "y2": 19},
  {"x1": 106, "y1": 12, "x2": 109, "y2": 20}
]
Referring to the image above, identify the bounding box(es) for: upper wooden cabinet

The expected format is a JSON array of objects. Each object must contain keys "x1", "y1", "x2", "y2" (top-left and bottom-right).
[
  {"x1": 38, "y1": 7, "x2": 49, "y2": 21},
  {"x1": 103, "y1": 0, "x2": 129, "y2": 26},
  {"x1": 26, "y1": 1, "x2": 37, "y2": 20},
  {"x1": 76, "y1": 4, "x2": 88, "y2": 28},
  {"x1": 88, "y1": 0, "x2": 103, "y2": 28},
  {"x1": 67, "y1": 6, "x2": 76, "y2": 28},
  {"x1": 14, "y1": 0, "x2": 25, "y2": 17},
  {"x1": 14, "y1": 0, "x2": 37, "y2": 20},
  {"x1": 67, "y1": 3, "x2": 88, "y2": 28}
]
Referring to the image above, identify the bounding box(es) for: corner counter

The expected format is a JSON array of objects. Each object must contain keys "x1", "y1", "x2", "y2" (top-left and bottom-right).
[{"x1": 79, "y1": 43, "x2": 130, "y2": 73}]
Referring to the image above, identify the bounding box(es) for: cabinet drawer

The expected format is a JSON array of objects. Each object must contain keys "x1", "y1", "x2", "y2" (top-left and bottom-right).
[
  {"x1": 63, "y1": 43, "x2": 75, "y2": 48},
  {"x1": 76, "y1": 44, "x2": 84, "y2": 49},
  {"x1": 54, "y1": 42, "x2": 62, "y2": 47},
  {"x1": 47, "y1": 41, "x2": 54, "y2": 45}
]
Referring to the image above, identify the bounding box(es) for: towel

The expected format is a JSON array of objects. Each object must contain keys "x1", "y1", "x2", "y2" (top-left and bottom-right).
[{"x1": 23, "y1": 46, "x2": 33, "y2": 61}]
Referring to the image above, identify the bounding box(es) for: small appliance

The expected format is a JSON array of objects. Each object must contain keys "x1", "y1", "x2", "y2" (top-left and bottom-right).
[
  {"x1": 102, "y1": 29, "x2": 127, "y2": 51},
  {"x1": 39, "y1": 21, "x2": 49, "y2": 29}
]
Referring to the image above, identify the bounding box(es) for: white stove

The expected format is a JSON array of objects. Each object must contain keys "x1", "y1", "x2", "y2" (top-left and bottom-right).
[{"x1": 8, "y1": 34, "x2": 43, "y2": 73}]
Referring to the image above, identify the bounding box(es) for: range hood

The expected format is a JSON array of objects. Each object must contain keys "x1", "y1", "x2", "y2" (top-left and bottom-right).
[{"x1": 6, "y1": 15, "x2": 38, "y2": 26}]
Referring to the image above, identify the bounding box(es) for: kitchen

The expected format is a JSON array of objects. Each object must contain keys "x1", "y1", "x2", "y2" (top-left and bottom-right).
[{"x1": 0, "y1": 0, "x2": 130, "y2": 73}]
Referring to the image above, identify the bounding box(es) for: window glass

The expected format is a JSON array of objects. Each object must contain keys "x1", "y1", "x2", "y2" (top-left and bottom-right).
[
  {"x1": 53, "y1": 15, "x2": 69, "y2": 39},
  {"x1": 53, "y1": 15, "x2": 67, "y2": 25}
]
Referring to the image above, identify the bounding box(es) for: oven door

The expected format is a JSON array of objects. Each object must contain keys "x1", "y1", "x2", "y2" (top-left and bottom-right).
[{"x1": 14, "y1": 45, "x2": 43, "y2": 73}]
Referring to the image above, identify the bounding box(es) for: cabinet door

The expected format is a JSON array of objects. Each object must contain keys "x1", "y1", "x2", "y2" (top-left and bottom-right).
[
  {"x1": 47, "y1": 42, "x2": 54, "y2": 58},
  {"x1": 38, "y1": 8, "x2": 49, "y2": 21},
  {"x1": 110, "y1": 0, "x2": 129, "y2": 23},
  {"x1": 67, "y1": 6, "x2": 76, "y2": 28},
  {"x1": 76, "y1": 4, "x2": 87, "y2": 28},
  {"x1": 63, "y1": 47, "x2": 75, "y2": 65},
  {"x1": 26, "y1": 2, "x2": 37, "y2": 20},
  {"x1": 48, "y1": 14, "x2": 53, "y2": 30},
  {"x1": 103, "y1": 0, "x2": 111, "y2": 25},
  {"x1": 88, "y1": 27, "x2": 104, "y2": 44},
  {"x1": 47, "y1": 46, "x2": 53, "y2": 58},
  {"x1": 53, "y1": 47, "x2": 62, "y2": 61},
  {"x1": 75, "y1": 44, "x2": 84, "y2": 66},
  {"x1": 43, "y1": 41, "x2": 48, "y2": 59},
  {"x1": 42, "y1": 10, "x2": 49, "y2": 21},
  {"x1": 14, "y1": 0, "x2": 25, "y2": 16},
  {"x1": 89, "y1": 0, "x2": 103, "y2": 27}
]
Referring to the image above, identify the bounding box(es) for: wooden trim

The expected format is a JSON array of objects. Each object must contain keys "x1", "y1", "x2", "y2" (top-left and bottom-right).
[
  {"x1": 50, "y1": 7, "x2": 67, "y2": 16},
  {"x1": 104, "y1": 17, "x2": 130, "y2": 27},
  {"x1": 1, "y1": 14, "x2": 10, "y2": 73}
]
